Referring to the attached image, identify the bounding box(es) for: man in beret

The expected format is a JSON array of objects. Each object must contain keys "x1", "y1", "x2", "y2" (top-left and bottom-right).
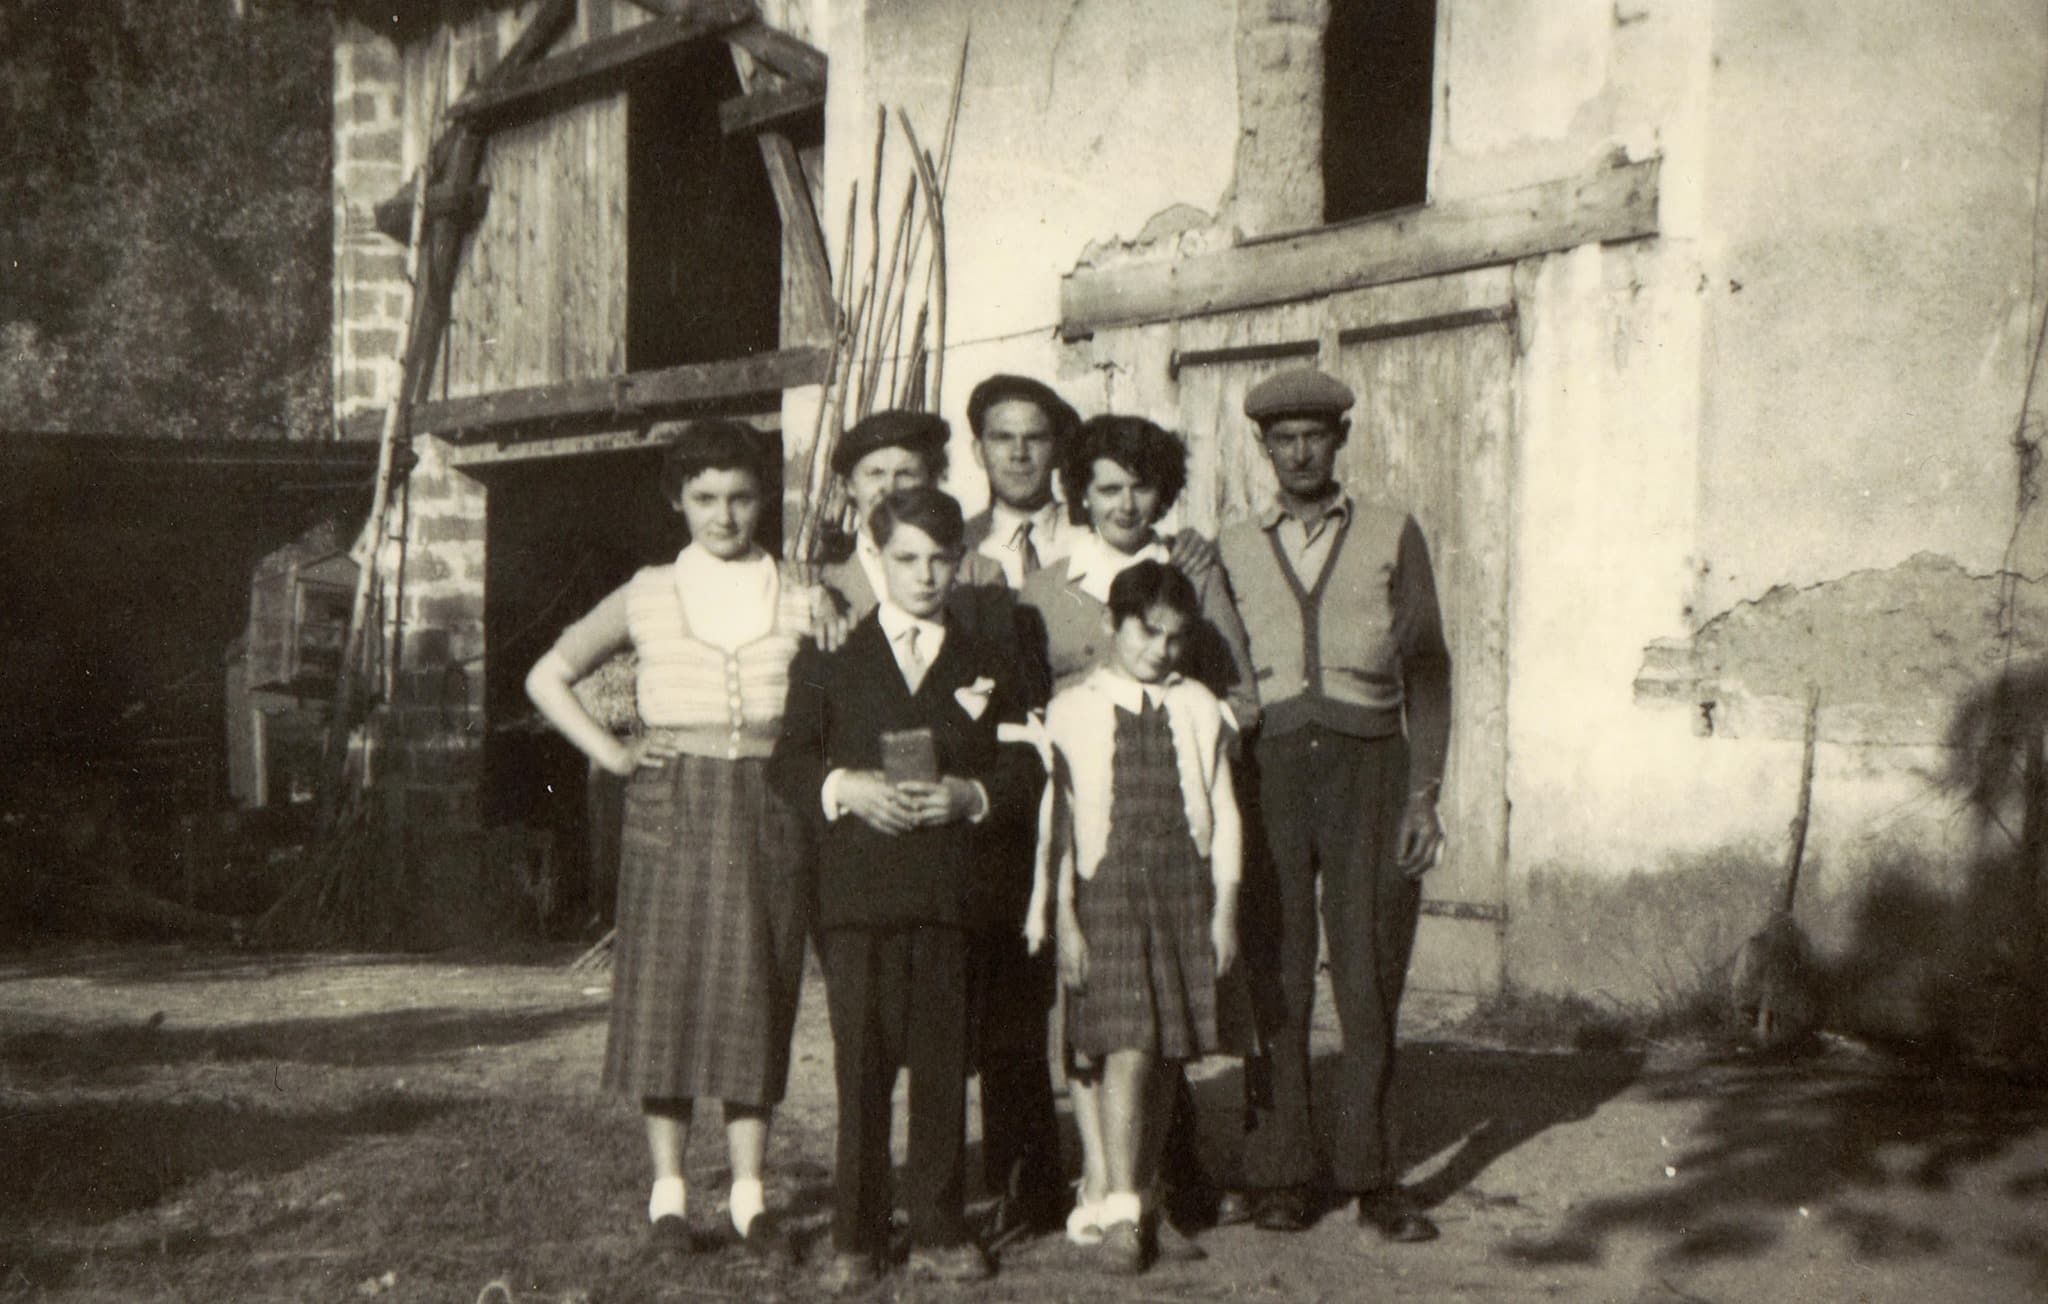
[
  {"x1": 1218, "y1": 368, "x2": 1451, "y2": 1245},
  {"x1": 821, "y1": 410, "x2": 1008, "y2": 629}
]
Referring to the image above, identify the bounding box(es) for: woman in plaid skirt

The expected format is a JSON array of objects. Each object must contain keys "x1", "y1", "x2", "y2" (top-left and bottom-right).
[
  {"x1": 526, "y1": 419, "x2": 828, "y2": 1252},
  {"x1": 1026, "y1": 561, "x2": 1249, "y2": 1273}
]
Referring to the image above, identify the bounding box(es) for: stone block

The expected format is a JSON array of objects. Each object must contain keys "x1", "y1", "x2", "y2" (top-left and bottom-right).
[
  {"x1": 344, "y1": 248, "x2": 408, "y2": 284},
  {"x1": 414, "y1": 590, "x2": 486, "y2": 628},
  {"x1": 416, "y1": 511, "x2": 487, "y2": 546},
  {"x1": 403, "y1": 626, "x2": 453, "y2": 665},
  {"x1": 349, "y1": 327, "x2": 401, "y2": 360},
  {"x1": 348, "y1": 128, "x2": 404, "y2": 166}
]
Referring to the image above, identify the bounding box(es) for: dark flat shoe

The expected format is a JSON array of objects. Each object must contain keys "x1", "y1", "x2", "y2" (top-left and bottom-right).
[
  {"x1": 1251, "y1": 1187, "x2": 1315, "y2": 1233},
  {"x1": 650, "y1": 1213, "x2": 693, "y2": 1256},
  {"x1": 1358, "y1": 1191, "x2": 1439, "y2": 1244},
  {"x1": 1212, "y1": 1189, "x2": 1255, "y2": 1227}
]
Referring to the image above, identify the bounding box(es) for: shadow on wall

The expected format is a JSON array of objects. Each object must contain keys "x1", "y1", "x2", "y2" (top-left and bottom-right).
[{"x1": 1517, "y1": 660, "x2": 2048, "y2": 1068}]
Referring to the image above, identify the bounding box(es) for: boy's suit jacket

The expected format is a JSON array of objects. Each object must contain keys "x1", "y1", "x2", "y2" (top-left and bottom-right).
[{"x1": 770, "y1": 610, "x2": 1043, "y2": 931}]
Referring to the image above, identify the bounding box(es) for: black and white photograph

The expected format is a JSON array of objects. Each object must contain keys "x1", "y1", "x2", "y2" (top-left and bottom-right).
[{"x1": 3, "y1": 1, "x2": 2046, "y2": 1299}]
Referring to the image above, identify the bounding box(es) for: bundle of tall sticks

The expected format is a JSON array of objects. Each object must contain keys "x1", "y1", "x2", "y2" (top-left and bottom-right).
[{"x1": 790, "y1": 36, "x2": 968, "y2": 572}]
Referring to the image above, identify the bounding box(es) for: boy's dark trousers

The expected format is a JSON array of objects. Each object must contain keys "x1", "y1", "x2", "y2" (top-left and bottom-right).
[{"x1": 821, "y1": 924, "x2": 973, "y2": 1256}]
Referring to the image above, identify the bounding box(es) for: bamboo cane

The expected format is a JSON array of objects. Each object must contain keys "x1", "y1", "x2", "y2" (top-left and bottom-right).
[{"x1": 900, "y1": 124, "x2": 948, "y2": 411}]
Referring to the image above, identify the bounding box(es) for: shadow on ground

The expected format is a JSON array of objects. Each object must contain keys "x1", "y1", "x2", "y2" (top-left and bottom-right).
[
  {"x1": 1500, "y1": 1050, "x2": 2048, "y2": 1269},
  {"x1": 1180, "y1": 1041, "x2": 1646, "y2": 1214},
  {"x1": 0, "y1": 1002, "x2": 603, "y2": 1085}
]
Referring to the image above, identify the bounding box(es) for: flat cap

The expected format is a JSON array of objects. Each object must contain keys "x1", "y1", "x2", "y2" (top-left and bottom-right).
[
  {"x1": 966, "y1": 373, "x2": 1079, "y2": 440},
  {"x1": 1243, "y1": 369, "x2": 1355, "y2": 423},
  {"x1": 832, "y1": 409, "x2": 950, "y2": 475}
]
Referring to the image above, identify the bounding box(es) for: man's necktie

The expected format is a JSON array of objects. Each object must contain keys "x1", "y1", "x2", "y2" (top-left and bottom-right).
[{"x1": 1016, "y1": 521, "x2": 1041, "y2": 580}]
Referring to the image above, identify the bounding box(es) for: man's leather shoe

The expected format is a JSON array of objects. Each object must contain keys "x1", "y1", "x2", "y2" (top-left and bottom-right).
[
  {"x1": 1212, "y1": 1189, "x2": 1254, "y2": 1227},
  {"x1": 818, "y1": 1251, "x2": 878, "y2": 1294},
  {"x1": 906, "y1": 1242, "x2": 993, "y2": 1283},
  {"x1": 1357, "y1": 1190, "x2": 1439, "y2": 1244},
  {"x1": 1251, "y1": 1187, "x2": 1315, "y2": 1232}
]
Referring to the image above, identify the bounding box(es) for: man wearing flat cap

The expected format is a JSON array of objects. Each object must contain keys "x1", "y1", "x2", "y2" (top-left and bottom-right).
[{"x1": 1218, "y1": 368, "x2": 1451, "y2": 1245}]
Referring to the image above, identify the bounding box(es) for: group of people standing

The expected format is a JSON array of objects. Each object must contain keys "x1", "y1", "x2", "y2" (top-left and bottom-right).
[{"x1": 525, "y1": 366, "x2": 1453, "y2": 1291}]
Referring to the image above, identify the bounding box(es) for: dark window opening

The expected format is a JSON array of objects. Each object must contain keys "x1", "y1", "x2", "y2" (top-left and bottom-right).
[
  {"x1": 627, "y1": 41, "x2": 785, "y2": 370},
  {"x1": 1322, "y1": 0, "x2": 1437, "y2": 223}
]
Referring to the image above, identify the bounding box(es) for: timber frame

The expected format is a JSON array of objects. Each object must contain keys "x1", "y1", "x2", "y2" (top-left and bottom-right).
[
  {"x1": 1059, "y1": 158, "x2": 1660, "y2": 339},
  {"x1": 367, "y1": 0, "x2": 833, "y2": 445}
]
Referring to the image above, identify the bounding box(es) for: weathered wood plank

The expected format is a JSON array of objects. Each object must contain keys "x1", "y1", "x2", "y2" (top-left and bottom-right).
[
  {"x1": 445, "y1": 413, "x2": 778, "y2": 467},
  {"x1": 756, "y1": 130, "x2": 837, "y2": 346},
  {"x1": 723, "y1": 19, "x2": 828, "y2": 84},
  {"x1": 1060, "y1": 158, "x2": 1660, "y2": 339},
  {"x1": 408, "y1": 347, "x2": 829, "y2": 437},
  {"x1": 719, "y1": 78, "x2": 824, "y2": 135},
  {"x1": 448, "y1": 0, "x2": 755, "y2": 127}
]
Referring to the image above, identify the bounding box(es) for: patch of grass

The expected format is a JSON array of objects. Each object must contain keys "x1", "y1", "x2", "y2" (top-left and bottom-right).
[{"x1": 1456, "y1": 980, "x2": 1740, "y2": 1053}]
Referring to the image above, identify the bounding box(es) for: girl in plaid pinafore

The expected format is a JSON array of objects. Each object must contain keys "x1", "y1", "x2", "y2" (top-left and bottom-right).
[{"x1": 1027, "y1": 560, "x2": 1248, "y2": 1273}]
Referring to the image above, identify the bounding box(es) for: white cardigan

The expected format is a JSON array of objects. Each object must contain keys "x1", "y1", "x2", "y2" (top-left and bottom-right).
[{"x1": 1023, "y1": 668, "x2": 1241, "y2": 948}]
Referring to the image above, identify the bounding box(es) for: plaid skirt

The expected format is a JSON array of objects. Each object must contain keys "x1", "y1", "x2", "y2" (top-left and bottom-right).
[
  {"x1": 602, "y1": 754, "x2": 809, "y2": 1106},
  {"x1": 1066, "y1": 700, "x2": 1250, "y2": 1063}
]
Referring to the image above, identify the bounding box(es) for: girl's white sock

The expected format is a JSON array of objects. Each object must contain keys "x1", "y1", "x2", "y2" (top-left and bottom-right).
[
  {"x1": 1100, "y1": 1191, "x2": 1143, "y2": 1228},
  {"x1": 729, "y1": 1178, "x2": 766, "y2": 1235},
  {"x1": 648, "y1": 1176, "x2": 686, "y2": 1223}
]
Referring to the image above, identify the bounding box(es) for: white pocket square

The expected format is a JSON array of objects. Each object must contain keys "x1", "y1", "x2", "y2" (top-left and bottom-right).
[{"x1": 954, "y1": 676, "x2": 997, "y2": 720}]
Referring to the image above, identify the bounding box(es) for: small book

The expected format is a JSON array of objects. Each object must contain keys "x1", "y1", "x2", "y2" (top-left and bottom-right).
[{"x1": 880, "y1": 727, "x2": 939, "y2": 785}]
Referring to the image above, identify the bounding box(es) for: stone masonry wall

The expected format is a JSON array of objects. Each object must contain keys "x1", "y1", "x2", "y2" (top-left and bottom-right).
[{"x1": 332, "y1": 16, "x2": 409, "y2": 426}]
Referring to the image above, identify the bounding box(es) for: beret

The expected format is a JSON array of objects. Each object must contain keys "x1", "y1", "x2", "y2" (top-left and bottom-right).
[
  {"x1": 832, "y1": 409, "x2": 950, "y2": 475},
  {"x1": 1243, "y1": 369, "x2": 1355, "y2": 422},
  {"x1": 966, "y1": 373, "x2": 1079, "y2": 439}
]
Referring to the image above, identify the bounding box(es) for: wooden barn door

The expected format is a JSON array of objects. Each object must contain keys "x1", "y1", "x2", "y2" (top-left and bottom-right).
[{"x1": 1171, "y1": 266, "x2": 1515, "y2": 994}]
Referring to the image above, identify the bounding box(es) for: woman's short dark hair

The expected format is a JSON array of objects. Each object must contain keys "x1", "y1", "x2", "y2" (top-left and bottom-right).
[
  {"x1": 1063, "y1": 415, "x2": 1188, "y2": 526},
  {"x1": 1106, "y1": 559, "x2": 1200, "y2": 626},
  {"x1": 659, "y1": 418, "x2": 775, "y2": 507},
  {"x1": 868, "y1": 486, "x2": 966, "y2": 554}
]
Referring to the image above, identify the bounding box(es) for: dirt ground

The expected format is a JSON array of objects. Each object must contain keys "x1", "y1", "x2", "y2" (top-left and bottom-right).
[{"x1": 2, "y1": 943, "x2": 2044, "y2": 1303}]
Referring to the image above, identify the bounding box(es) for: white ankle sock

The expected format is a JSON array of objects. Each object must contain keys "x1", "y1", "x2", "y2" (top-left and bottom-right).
[
  {"x1": 648, "y1": 1176, "x2": 686, "y2": 1223},
  {"x1": 729, "y1": 1178, "x2": 766, "y2": 1235},
  {"x1": 1100, "y1": 1192, "x2": 1143, "y2": 1227}
]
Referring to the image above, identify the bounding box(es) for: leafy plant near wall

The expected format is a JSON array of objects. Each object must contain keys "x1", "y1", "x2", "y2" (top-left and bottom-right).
[{"x1": 0, "y1": 0, "x2": 331, "y2": 439}]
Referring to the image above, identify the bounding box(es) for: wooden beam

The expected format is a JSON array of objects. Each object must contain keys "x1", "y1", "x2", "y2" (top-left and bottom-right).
[
  {"x1": 1059, "y1": 158, "x2": 1661, "y2": 339},
  {"x1": 447, "y1": 0, "x2": 756, "y2": 127},
  {"x1": 623, "y1": 2, "x2": 826, "y2": 81},
  {"x1": 393, "y1": 348, "x2": 829, "y2": 438},
  {"x1": 724, "y1": 19, "x2": 828, "y2": 84},
  {"x1": 373, "y1": 183, "x2": 490, "y2": 244},
  {"x1": 756, "y1": 130, "x2": 838, "y2": 343},
  {"x1": 445, "y1": 414, "x2": 780, "y2": 467},
  {"x1": 719, "y1": 77, "x2": 824, "y2": 135}
]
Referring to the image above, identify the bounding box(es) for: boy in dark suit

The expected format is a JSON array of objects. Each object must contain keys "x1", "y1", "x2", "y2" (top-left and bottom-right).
[{"x1": 771, "y1": 487, "x2": 1042, "y2": 1291}]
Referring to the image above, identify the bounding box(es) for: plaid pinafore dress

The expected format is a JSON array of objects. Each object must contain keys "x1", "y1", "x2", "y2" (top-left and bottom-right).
[{"x1": 1066, "y1": 696, "x2": 1243, "y2": 1061}]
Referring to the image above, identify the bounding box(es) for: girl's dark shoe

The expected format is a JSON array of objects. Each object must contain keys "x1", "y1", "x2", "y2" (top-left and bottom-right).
[
  {"x1": 1097, "y1": 1221, "x2": 1146, "y2": 1274},
  {"x1": 1357, "y1": 1189, "x2": 1439, "y2": 1243}
]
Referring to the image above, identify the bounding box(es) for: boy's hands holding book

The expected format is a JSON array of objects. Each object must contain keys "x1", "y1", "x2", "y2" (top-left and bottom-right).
[{"x1": 836, "y1": 771, "x2": 920, "y2": 835}]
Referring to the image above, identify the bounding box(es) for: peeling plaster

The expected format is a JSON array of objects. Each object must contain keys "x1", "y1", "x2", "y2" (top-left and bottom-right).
[{"x1": 1634, "y1": 553, "x2": 2048, "y2": 742}]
